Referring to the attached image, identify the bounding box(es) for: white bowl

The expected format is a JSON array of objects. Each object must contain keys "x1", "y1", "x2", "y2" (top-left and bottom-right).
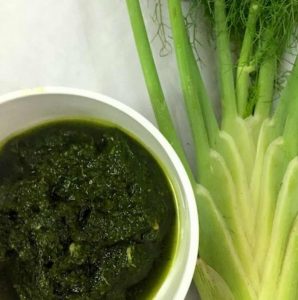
[{"x1": 0, "y1": 87, "x2": 198, "y2": 300}]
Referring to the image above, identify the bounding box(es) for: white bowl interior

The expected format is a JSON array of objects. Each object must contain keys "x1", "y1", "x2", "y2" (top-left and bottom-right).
[{"x1": 0, "y1": 89, "x2": 198, "y2": 300}]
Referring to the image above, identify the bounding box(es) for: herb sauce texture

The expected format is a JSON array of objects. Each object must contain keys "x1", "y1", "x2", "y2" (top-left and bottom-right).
[{"x1": 0, "y1": 120, "x2": 176, "y2": 300}]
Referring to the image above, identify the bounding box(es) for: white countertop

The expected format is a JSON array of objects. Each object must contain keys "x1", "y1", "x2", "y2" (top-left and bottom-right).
[{"x1": 0, "y1": 1, "x2": 211, "y2": 298}]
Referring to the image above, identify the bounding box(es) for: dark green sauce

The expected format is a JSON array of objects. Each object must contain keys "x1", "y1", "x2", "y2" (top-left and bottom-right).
[{"x1": 0, "y1": 120, "x2": 176, "y2": 300}]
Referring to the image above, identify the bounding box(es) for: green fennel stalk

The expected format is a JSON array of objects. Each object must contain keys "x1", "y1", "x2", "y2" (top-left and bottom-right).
[
  {"x1": 126, "y1": 0, "x2": 194, "y2": 183},
  {"x1": 236, "y1": 1, "x2": 259, "y2": 117},
  {"x1": 126, "y1": 0, "x2": 298, "y2": 299}
]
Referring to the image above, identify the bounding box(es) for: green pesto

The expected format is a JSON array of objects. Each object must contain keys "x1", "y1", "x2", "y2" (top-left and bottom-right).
[{"x1": 0, "y1": 120, "x2": 176, "y2": 300}]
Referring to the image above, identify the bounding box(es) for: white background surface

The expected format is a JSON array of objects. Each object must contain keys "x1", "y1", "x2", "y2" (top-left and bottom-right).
[{"x1": 0, "y1": 1, "x2": 215, "y2": 298}]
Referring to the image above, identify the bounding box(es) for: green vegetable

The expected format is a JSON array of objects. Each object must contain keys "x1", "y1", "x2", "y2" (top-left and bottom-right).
[
  {"x1": 126, "y1": 0, "x2": 298, "y2": 299},
  {"x1": 0, "y1": 120, "x2": 175, "y2": 300}
]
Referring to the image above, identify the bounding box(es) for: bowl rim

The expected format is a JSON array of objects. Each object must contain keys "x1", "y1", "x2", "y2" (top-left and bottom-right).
[{"x1": 0, "y1": 86, "x2": 199, "y2": 300}]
